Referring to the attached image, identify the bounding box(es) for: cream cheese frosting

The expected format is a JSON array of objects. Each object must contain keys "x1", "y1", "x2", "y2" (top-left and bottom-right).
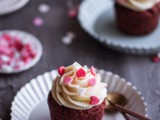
[
  {"x1": 119, "y1": 0, "x2": 160, "y2": 11},
  {"x1": 51, "y1": 62, "x2": 107, "y2": 110}
]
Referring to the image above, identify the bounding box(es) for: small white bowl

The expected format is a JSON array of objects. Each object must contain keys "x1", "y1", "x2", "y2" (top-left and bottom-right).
[
  {"x1": 0, "y1": 30, "x2": 43, "y2": 74},
  {"x1": 11, "y1": 70, "x2": 148, "y2": 120},
  {"x1": 0, "y1": 0, "x2": 29, "y2": 15}
]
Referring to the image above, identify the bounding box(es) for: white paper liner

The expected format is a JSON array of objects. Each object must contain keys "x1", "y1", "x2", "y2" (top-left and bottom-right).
[{"x1": 11, "y1": 70, "x2": 148, "y2": 120}]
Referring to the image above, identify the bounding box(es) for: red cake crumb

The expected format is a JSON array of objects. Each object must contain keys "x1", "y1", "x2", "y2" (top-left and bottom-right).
[
  {"x1": 115, "y1": 0, "x2": 160, "y2": 35},
  {"x1": 48, "y1": 91, "x2": 106, "y2": 120}
]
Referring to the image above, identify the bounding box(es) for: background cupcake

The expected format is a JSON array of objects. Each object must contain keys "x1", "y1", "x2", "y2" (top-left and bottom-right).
[
  {"x1": 48, "y1": 62, "x2": 107, "y2": 120},
  {"x1": 115, "y1": 0, "x2": 160, "y2": 35}
]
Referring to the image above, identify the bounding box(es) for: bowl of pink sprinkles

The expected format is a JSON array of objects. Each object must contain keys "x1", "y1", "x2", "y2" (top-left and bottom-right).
[{"x1": 0, "y1": 30, "x2": 43, "y2": 74}]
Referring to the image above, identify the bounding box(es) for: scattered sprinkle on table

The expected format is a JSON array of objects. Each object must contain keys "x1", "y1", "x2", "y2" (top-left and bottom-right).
[
  {"x1": 152, "y1": 53, "x2": 160, "y2": 63},
  {"x1": 155, "y1": 89, "x2": 160, "y2": 96},
  {"x1": 38, "y1": 4, "x2": 50, "y2": 13},
  {"x1": 68, "y1": 6, "x2": 79, "y2": 18},
  {"x1": 33, "y1": 17, "x2": 44, "y2": 26},
  {"x1": 62, "y1": 32, "x2": 76, "y2": 45}
]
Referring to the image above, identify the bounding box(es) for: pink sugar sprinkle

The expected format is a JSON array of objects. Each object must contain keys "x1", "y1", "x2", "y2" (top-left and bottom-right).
[
  {"x1": 153, "y1": 56, "x2": 160, "y2": 63},
  {"x1": 68, "y1": 9, "x2": 77, "y2": 18},
  {"x1": 90, "y1": 96, "x2": 99, "y2": 105},
  {"x1": 68, "y1": 5, "x2": 79, "y2": 18},
  {"x1": 90, "y1": 66, "x2": 96, "y2": 76},
  {"x1": 2, "y1": 34, "x2": 12, "y2": 41},
  {"x1": 33, "y1": 17, "x2": 44, "y2": 26},
  {"x1": 76, "y1": 68, "x2": 86, "y2": 78},
  {"x1": 88, "y1": 78, "x2": 96, "y2": 86},
  {"x1": 63, "y1": 76, "x2": 73, "y2": 85},
  {"x1": 58, "y1": 66, "x2": 65, "y2": 76}
]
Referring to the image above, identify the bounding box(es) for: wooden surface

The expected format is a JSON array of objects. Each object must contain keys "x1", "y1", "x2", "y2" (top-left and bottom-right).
[{"x1": 0, "y1": 0, "x2": 160, "y2": 120}]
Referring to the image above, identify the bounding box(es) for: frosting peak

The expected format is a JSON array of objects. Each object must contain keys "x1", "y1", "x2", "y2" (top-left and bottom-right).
[
  {"x1": 52, "y1": 62, "x2": 107, "y2": 110},
  {"x1": 119, "y1": 0, "x2": 160, "y2": 11}
]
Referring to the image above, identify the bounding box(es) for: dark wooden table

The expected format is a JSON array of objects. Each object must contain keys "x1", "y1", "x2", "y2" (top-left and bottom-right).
[{"x1": 0, "y1": 0, "x2": 160, "y2": 120}]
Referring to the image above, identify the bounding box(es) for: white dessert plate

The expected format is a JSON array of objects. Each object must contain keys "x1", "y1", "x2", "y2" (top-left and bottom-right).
[
  {"x1": 0, "y1": 30, "x2": 43, "y2": 74},
  {"x1": 0, "y1": 0, "x2": 29, "y2": 15},
  {"x1": 11, "y1": 70, "x2": 148, "y2": 120},
  {"x1": 78, "y1": 0, "x2": 160, "y2": 55}
]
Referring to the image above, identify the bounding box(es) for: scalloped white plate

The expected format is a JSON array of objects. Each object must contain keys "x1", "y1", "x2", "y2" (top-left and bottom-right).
[
  {"x1": 78, "y1": 0, "x2": 160, "y2": 55},
  {"x1": 0, "y1": 30, "x2": 43, "y2": 74},
  {"x1": 11, "y1": 70, "x2": 148, "y2": 120},
  {"x1": 0, "y1": 0, "x2": 29, "y2": 15}
]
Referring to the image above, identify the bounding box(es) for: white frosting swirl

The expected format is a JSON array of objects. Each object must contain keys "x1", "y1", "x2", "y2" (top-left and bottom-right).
[
  {"x1": 119, "y1": 0, "x2": 160, "y2": 11},
  {"x1": 52, "y1": 62, "x2": 107, "y2": 110}
]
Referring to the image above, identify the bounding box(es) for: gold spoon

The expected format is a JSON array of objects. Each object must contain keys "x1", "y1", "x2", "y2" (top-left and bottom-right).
[
  {"x1": 106, "y1": 92, "x2": 130, "y2": 120},
  {"x1": 106, "y1": 93, "x2": 150, "y2": 120},
  {"x1": 106, "y1": 92, "x2": 128, "y2": 112}
]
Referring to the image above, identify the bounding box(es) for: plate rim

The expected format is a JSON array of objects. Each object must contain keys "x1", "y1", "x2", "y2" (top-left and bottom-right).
[
  {"x1": 0, "y1": 0, "x2": 30, "y2": 15},
  {"x1": 0, "y1": 30, "x2": 43, "y2": 74},
  {"x1": 78, "y1": 0, "x2": 160, "y2": 55},
  {"x1": 10, "y1": 70, "x2": 148, "y2": 120}
]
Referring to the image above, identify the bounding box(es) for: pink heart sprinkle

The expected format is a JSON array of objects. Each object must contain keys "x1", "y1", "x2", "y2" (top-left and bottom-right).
[
  {"x1": 63, "y1": 76, "x2": 72, "y2": 85},
  {"x1": 90, "y1": 96, "x2": 99, "y2": 105},
  {"x1": 33, "y1": 17, "x2": 44, "y2": 26},
  {"x1": 2, "y1": 34, "x2": 12, "y2": 41},
  {"x1": 14, "y1": 38, "x2": 23, "y2": 51},
  {"x1": 76, "y1": 68, "x2": 86, "y2": 78},
  {"x1": 68, "y1": 9, "x2": 77, "y2": 18},
  {"x1": 90, "y1": 66, "x2": 96, "y2": 76},
  {"x1": 58, "y1": 66, "x2": 65, "y2": 76},
  {"x1": 0, "y1": 58, "x2": 3, "y2": 65},
  {"x1": 21, "y1": 49, "x2": 30, "y2": 61},
  {"x1": 88, "y1": 78, "x2": 96, "y2": 86},
  {"x1": 153, "y1": 56, "x2": 160, "y2": 63}
]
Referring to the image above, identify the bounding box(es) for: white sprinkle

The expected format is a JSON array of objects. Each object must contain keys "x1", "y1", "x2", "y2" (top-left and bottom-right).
[
  {"x1": 0, "y1": 39, "x2": 8, "y2": 46},
  {"x1": 62, "y1": 32, "x2": 76, "y2": 45},
  {"x1": 155, "y1": 89, "x2": 160, "y2": 96},
  {"x1": 62, "y1": 37, "x2": 73, "y2": 45},
  {"x1": 38, "y1": 4, "x2": 50, "y2": 13},
  {"x1": 14, "y1": 52, "x2": 20, "y2": 58},
  {"x1": 157, "y1": 52, "x2": 160, "y2": 58},
  {"x1": 78, "y1": 88, "x2": 86, "y2": 96},
  {"x1": 1, "y1": 55, "x2": 10, "y2": 62},
  {"x1": 83, "y1": 65, "x2": 87, "y2": 71},
  {"x1": 15, "y1": 61, "x2": 25, "y2": 68},
  {"x1": 73, "y1": 62, "x2": 81, "y2": 68},
  {"x1": 67, "y1": 32, "x2": 76, "y2": 39},
  {"x1": 1, "y1": 65, "x2": 13, "y2": 72}
]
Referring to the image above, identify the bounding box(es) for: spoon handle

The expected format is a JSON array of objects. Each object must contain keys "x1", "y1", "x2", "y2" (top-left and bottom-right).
[
  {"x1": 114, "y1": 104, "x2": 150, "y2": 120},
  {"x1": 121, "y1": 112, "x2": 131, "y2": 120}
]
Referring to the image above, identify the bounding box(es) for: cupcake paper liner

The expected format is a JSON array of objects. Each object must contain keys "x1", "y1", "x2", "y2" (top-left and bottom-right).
[{"x1": 11, "y1": 70, "x2": 148, "y2": 120}]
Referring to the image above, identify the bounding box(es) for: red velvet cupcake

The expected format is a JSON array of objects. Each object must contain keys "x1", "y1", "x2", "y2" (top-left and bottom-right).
[
  {"x1": 115, "y1": 0, "x2": 160, "y2": 35},
  {"x1": 48, "y1": 62, "x2": 107, "y2": 120}
]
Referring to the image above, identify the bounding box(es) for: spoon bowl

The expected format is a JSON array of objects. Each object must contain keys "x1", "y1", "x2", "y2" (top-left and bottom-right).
[{"x1": 106, "y1": 92, "x2": 128, "y2": 112}]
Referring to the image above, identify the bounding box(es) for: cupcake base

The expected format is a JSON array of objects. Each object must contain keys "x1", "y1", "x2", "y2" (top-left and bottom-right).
[
  {"x1": 115, "y1": 1, "x2": 160, "y2": 36},
  {"x1": 48, "y1": 91, "x2": 106, "y2": 120}
]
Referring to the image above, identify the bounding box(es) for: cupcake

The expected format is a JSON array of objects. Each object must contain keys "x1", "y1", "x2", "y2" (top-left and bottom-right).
[
  {"x1": 115, "y1": 0, "x2": 160, "y2": 35},
  {"x1": 48, "y1": 62, "x2": 107, "y2": 120}
]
